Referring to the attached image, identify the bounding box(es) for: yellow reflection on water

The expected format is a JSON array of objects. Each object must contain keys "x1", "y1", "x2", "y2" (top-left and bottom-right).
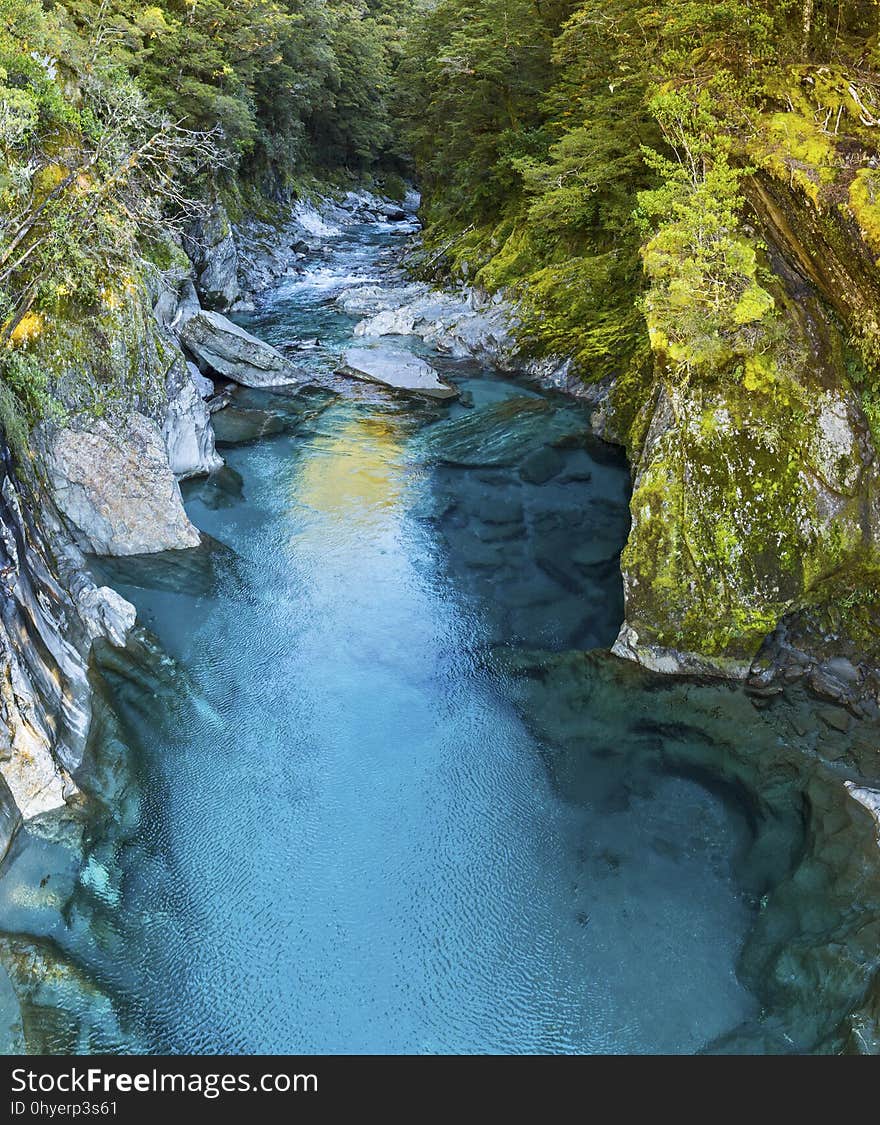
[{"x1": 292, "y1": 411, "x2": 408, "y2": 529}]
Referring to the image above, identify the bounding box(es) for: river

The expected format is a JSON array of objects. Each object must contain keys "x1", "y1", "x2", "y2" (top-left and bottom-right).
[{"x1": 1, "y1": 204, "x2": 878, "y2": 1054}]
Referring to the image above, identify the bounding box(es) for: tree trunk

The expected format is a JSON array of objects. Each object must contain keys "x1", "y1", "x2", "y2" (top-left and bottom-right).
[{"x1": 802, "y1": 0, "x2": 814, "y2": 56}]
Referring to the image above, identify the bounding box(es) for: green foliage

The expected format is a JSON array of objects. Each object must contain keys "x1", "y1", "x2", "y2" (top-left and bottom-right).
[
  {"x1": 398, "y1": 0, "x2": 880, "y2": 662},
  {"x1": 399, "y1": 0, "x2": 880, "y2": 398},
  {"x1": 0, "y1": 351, "x2": 61, "y2": 464},
  {"x1": 56, "y1": 0, "x2": 405, "y2": 178},
  {"x1": 1, "y1": 351, "x2": 57, "y2": 422},
  {"x1": 397, "y1": 0, "x2": 561, "y2": 223},
  {"x1": 862, "y1": 388, "x2": 880, "y2": 449},
  {"x1": 635, "y1": 100, "x2": 781, "y2": 379},
  {"x1": 398, "y1": 0, "x2": 657, "y2": 392},
  {"x1": 0, "y1": 0, "x2": 408, "y2": 447},
  {"x1": 0, "y1": 0, "x2": 228, "y2": 438}
]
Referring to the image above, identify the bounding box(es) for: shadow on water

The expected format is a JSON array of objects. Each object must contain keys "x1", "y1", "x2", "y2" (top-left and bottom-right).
[
  {"x1": 411, "y1": 367, "x2": 880, "y2": 1053},
  {"x1": 1, "y1": 217, "x2": 880, "y2": 1055}
]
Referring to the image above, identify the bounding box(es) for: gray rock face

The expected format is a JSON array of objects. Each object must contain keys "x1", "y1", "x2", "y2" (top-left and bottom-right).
[
  {"x1": 162, "y1": 357, "x2": 223, "y2": 479},
  {"x1": 153, "y1": 277, "x2": 201, "y2": 331},
  {"x1": 339, "y1": 347, "x2": 458, "y2": 399},
  {"x1": 181, "y1": 311, "x2": 302, "y2": 387},
  {"x1": 0, "y1": 774, "x2": 19, "y2": 865},
  {"x1": 42, "y1": 413, "x2": 201, "y2": 556},
  {"x1": 235, "y1": 214, "x2": 300, "y2": 299},
  {"x1": 187, "y1": 361, "x2": 215, "y2": 399},
  {"x1": 184, "y1": 206, "x2": 240, "y2": 310},
  {"x1": 338, "y1": 283, "x2": 425, "y2": 317},
  {"x1": 0, "y1": 450, "x2": 136, "y2": 840}
]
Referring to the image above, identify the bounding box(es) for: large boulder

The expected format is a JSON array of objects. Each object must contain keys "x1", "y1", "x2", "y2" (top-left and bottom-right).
[
  {"x1": 162, "y1": 356, "x2": 223, "y2": 478},
  {"x1": 376, "y1": 202, "x2": 407, "y2": 222},
  {"x1": 338, "y1": 282, "x2": 425, "y2": 317},
  {"x1": 421, "y1": 397, "x2": 592, "y2": 466},
  {"x1": 339, "y1": 346, "x2": 457, "y2": 399},
  {"x1": 42, "y1": 413, "x2": 201, "y2": 556},
  {"x1": 353, "y1": 306, "x2": 418, "y2": 337},
  {"x1": 613, "y1": 378, "x2": 880, "y2": 674},
  {"x1": 181, "y1": 311, "x2": 301, "y2": 388}
]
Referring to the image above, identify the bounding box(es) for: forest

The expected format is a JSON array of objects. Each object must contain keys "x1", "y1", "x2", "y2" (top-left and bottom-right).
[
  {"x1": 3, "y1": 2, "x2": 880, "y2": 431},
  {"x1": 2, "y1": 0, "x2": 880, "y2": 656}
]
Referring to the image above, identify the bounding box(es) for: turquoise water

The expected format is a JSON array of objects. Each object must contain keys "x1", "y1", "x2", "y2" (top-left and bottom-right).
[
  {"x1": 93, "y1": 394, "x2": 756, "y2": 1053},
  {"x1": 8, "y1": 214, "x2": 879, "y2": 1054}
]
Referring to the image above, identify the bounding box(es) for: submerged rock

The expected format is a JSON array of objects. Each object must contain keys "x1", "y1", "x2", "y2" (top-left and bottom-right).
[
  {"x1": 519, "y1": 446, "x2": 565, "y2": 485},
  {"x1": 42, "y1": 414, "x2": 201, "y2": 556},
  {"x1": 92, "y1": 534, "x2": 236, "y2": 597},
  {"x1": 491, "y1": 645, "x2": 880, "y2": 1053},
  {"x1": 183, "y1": 465, "x2": 244, "y2": 510},
  {"x1": 181, "y1": 311, "x2": 302, "y2": 388},
  {"x1": 212, "y1": 407, "x2": 286, "y2": 446},
  {"x1": 422, "y1": 397, "x2": 591, "y2": 466},
  {"x1": 338, "y1": 347, "x2": 457, "y2": 399}
]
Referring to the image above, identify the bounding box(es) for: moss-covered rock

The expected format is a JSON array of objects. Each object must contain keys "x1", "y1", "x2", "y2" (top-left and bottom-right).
[
  {"x1": 613, "y1": 88, "x2": 880, "y2": 684},
  {"x1": 617, "y1": 363, "x2": 880, "y2": 669}
]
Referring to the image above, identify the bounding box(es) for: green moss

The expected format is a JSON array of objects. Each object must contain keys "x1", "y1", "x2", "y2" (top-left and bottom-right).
[
  {"x1": 605, "y1": 346, "x2": 655, "y2": 454},
  {"x1": 0, "y1": 347, "x2": 67, "y2": 465},
  {"x1": 742, "y1": 351, "x2": 781, "y2": 394},
  {"x1": 0, "y1": 381, "x2": 32, "y2": 467},
  {"x1": 622, "y1": 377, "x2": 871, "y2": 659},
  {"x1": 848, "y1": 169, "x2": 880, "y2": 258},
  {"x1": 752, "y1": 112, "x2": 838, "y2": 207},
  {"x1": 142, "y1": 235, "x2": 191, "y2": 275},
  {"x1": 860, "y1": 387, "x2": 880, "y2": 451},
  {"x1": 733, "y1": 283, "x2": 775, "y2": 325},
  {"x1": 475, "y1": 221, "x2": 534, "y2": 292},
  {"x1": 838, "y1": 579, "x2": 880, "y2": 651},
  {"x1": 797, "y1": 560, "x2": 880, "y2": 660},
  {"x1": 17, "y1": 280, "x2": 168, "y2": 425}
]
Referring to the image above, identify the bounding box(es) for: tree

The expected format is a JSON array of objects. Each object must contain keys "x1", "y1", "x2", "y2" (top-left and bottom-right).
[{"x1": 0, "y1": 0, "x2": 221, "y2": 439}]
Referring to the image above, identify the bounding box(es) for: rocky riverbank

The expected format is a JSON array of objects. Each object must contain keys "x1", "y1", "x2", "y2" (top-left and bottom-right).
[
  {"x1": 2, "y1": 181, "x2": 878, "y2": 869},
  {"x1": 0, "y1": 188, "x2": 421, "y2": 850},
  {"x1": 328, "y1": 232, "x2": 880, "y2": 718}
]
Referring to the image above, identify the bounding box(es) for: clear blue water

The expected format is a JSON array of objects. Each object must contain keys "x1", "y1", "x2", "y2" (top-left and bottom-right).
[{"x1": 0, "y1": 215, "x2": 767, "y2": 1053}]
